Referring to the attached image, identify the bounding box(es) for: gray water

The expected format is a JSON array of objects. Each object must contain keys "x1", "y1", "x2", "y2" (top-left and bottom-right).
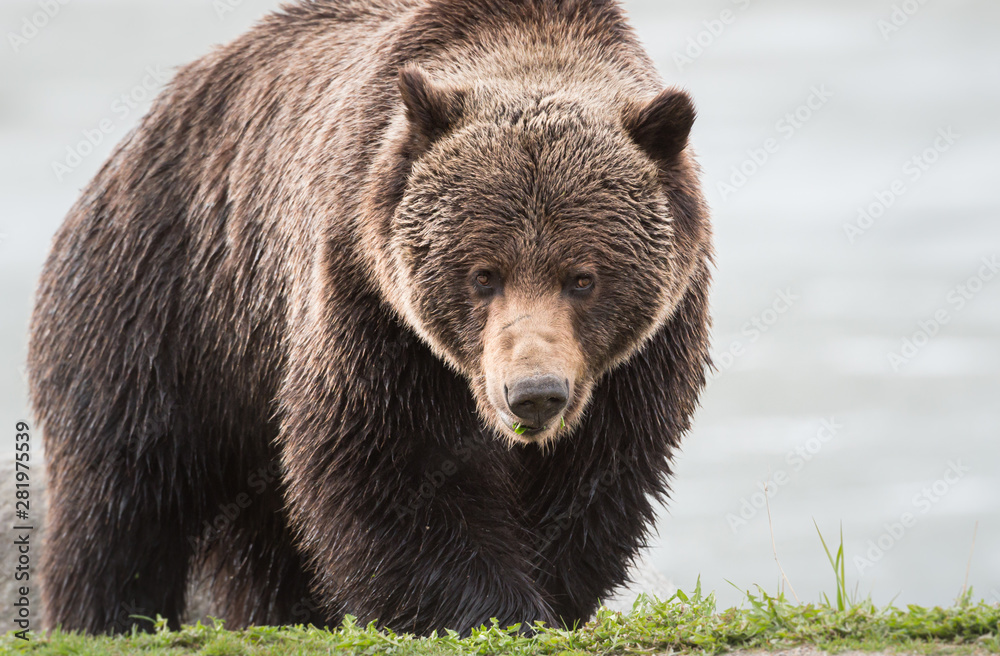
[{"x1": 1, "y1": 0, "x2": 998, "y2": 611}]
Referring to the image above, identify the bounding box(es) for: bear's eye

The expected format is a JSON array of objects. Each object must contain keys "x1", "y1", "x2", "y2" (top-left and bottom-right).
[
  {"x1": 566, "y1": 274, "x2": 595, "y2": 298},
  {"x1": 474, "y1": 271, "x2": 498, "y2": 296}
]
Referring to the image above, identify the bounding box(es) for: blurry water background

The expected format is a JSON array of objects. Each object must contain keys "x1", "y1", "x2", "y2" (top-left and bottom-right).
[{"x1": 1, "y1": 0, "x2": 997, "y2": 610}]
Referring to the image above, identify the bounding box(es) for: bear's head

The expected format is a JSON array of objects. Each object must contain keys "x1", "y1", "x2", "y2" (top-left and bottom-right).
[{"x1": 366, "y1": 67, "x2": 708, "y2": 447}]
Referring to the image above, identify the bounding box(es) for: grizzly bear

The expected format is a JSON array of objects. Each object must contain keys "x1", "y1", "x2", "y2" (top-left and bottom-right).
[{"x1": 28, "y1": 0, "x2": 712, "y2": 636}]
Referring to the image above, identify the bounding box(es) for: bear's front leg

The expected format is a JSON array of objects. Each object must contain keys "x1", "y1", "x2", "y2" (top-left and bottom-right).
[{"x1": 278, "y1": 314, "x2": 555, "y2": 636}]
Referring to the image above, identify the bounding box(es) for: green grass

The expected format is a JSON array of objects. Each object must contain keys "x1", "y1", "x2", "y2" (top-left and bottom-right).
[
  {"x1": 5, "y1": 529, "x2": 999, "y2": 655},
  {"x1": 3, "y1": 589, "x2": 998, "y2": 655}
]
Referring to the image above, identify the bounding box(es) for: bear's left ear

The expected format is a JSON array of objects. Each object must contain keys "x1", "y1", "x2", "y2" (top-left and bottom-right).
[
  {"x1": 398, "y1": 66, "x2": 466, "y2": 146},
  {"x1": 625, "y1": 89, "x2": 696, "y2": 163}
]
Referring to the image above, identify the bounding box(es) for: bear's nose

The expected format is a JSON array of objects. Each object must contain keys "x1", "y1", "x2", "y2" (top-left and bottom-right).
[{"x1": 506, "y1": 375, "x2": 569, "y2": 428}]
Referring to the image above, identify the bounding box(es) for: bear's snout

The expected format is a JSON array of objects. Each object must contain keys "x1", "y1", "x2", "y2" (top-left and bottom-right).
[
  {"x1": 505, "y1": 374, "x2": 569, "y2": 429},
  {"x1": 480, "y1": 295, "x2": 587, "y2": 442}
]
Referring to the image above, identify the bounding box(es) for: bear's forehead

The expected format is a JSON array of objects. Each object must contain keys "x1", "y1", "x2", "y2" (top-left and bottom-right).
[
  {"x1": 494, "y1": 92, "x2": 595, "y2": 127},
  {"x1": 439, "y1": 159, "x2": 666, "y2": 266},
  {"x1": 433, "y1": 117, "x2": 661, "y2": 225}
]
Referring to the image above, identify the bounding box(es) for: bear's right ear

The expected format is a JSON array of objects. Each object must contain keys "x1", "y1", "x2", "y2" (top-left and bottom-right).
[
  {"x1": 398, "y1": 66, "x2": 466, "y2": 147},
  {"x1": 625, "y1": 88, "x2": 697, "y2": 163}
]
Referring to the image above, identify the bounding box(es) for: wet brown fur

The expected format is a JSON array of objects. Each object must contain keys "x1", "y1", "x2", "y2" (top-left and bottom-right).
[{"x1": 28, "y1": 0, "x2": 713, "y2": 636}]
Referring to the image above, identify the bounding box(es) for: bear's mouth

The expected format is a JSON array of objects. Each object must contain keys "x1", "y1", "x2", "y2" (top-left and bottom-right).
[
  {"x1": 511, "y1": 417, "x2": 567, "y2": 437},
  {"x1": 512, "y1": 421, "x2": 546, "y2": 437},
  {"x1": 497, "y1": 410, "x2": 549, "y2": 438},
  {"x1": 493, "y1": 405, "x2": 570, "y2": 443}
]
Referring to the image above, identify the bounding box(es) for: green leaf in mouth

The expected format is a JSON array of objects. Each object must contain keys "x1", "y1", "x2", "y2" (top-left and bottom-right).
[
  {"x1": 560, "y1": 417, "x2": 566, "y2": 429},
  {"x1": 513, "y1": 422, "x2": 528, "y2": 435}
]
